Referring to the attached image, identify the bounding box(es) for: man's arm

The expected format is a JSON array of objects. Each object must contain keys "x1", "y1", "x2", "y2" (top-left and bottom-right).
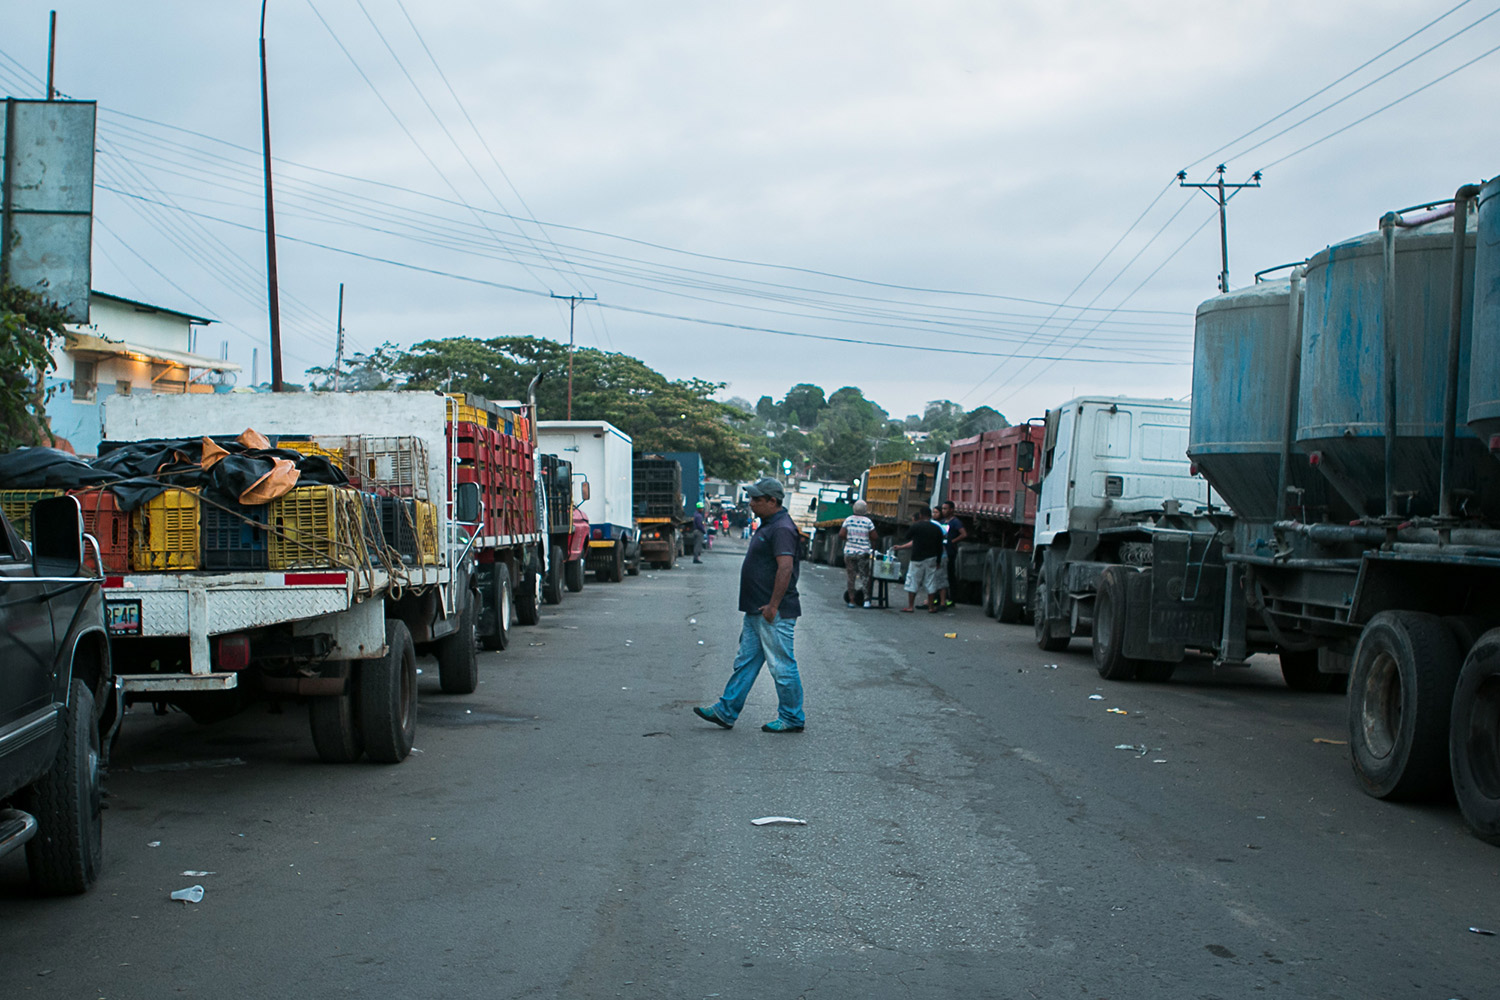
[{"x1": 762, "y1": 554, "x2": 794, "y2": 622}]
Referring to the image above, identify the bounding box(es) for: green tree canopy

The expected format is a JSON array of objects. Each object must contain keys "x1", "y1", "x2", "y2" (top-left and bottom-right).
[{"x1": 1, "y1": 286, "x2": 67, "y2": 451}]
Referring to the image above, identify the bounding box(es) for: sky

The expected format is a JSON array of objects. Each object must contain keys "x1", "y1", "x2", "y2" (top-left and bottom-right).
[{"x1": 1, "y1": 1, "x2": 1496, "y2": 426}]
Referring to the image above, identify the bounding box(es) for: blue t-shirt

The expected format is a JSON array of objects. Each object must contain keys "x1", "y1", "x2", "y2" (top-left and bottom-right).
[{"x1": 739, "y1": 507, "x2": 801, "y2": 618}]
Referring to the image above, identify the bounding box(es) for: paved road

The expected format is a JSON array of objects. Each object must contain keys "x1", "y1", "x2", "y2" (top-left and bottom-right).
[{"x1": 3, "y1": 537, "x2": 1497, "y2": 999}]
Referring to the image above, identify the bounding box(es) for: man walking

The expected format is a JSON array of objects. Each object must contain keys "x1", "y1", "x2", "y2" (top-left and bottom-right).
[
  {"x1": 690, "y1": 502, "x2": 707, "y2": 563},
  {"x1": 694, "y1": 477, "x2": 805, "y2": 733},
  {"x1": 892, "y1": 505, "x2": 946, "y2": 613},
  {"x1": 839, "y1": 500, "x2": 878, "y2": 608}
]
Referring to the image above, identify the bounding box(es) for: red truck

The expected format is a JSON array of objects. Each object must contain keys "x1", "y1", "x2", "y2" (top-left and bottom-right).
[{"x1": 942, "y1": 422, "x2": 1045, "y2": 622}]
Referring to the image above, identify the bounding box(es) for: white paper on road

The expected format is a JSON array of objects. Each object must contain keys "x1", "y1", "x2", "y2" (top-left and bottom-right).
[
  {"x1": 170, "y1": 885, "x2": 205, "y2": 903},
  {"x1": 751, "y1": 816, "x2": 807, "y2": 826}
]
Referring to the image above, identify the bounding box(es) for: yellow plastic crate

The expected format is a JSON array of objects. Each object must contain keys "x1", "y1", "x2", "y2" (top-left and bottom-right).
[
  {"x1": 445, "y1": 393, "x2": 491, "y2": 428},
  {"x1": 131, "y1": 488, "x2": 202, "y2": 571},
  {"x1": 414, "y1": 499, "x2": 439, "y2": 566},
  {"x1": 276, "y1": 438, "x2": 346, "y2": 471},
  {"x1": 268, "y1": 486, "x2": 368, "y2": 570},
  {"x1": 0, "y1": 489, "x2": 62, "y2": 540}
]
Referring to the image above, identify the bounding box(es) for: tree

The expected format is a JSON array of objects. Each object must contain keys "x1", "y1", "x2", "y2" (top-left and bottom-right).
[
  {"x1": 754, "y1": 395, "x2": 778, "y2": 421},
  {"x1": 1, "y1": 286, "x2": 68, "y2": 451},
  {"x1": 957, "y1": 405, "x2": 1009, "y2": 438},
  {"x1": 780, "y1": 383, "x2": 827, "y2": 428},
  {"x1": 306, "y1": 342, "x2": 404, "y2": 392}
]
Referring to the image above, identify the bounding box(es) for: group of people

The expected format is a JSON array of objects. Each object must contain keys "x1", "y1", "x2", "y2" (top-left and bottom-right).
[{"x1": 838, "y1": 499, "x2": 965, "y2": 612}]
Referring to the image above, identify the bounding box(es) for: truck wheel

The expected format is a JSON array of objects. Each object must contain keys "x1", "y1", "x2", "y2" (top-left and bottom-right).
[
  {"x1": 481, "y1": 563, "x2": 511, "y2": 651},
  {"x1": 25, "y1": 679, "x2": 102, "y2": 895},
  {"x1": 832, "y1": 534, "x2": 845, "y2": 569},
  {"x1": 1280, "y1": 649, "x2": 1341, "y2": 693},
  {"x1": 1092, "y1": 566, "x2": 1137, "y2": 680},
  {"x1": 995, "y1": 550, "x2": 1025, "y2": 625},
  {"x1": 362, "y1": 619, "x2": 417, "y2": 764},
  {"x1": 515, "y1": 563, "x2": 541, "y2": 625},
  {"x1": 435, "y1": 599, "x2": 479, "y2": 694},
  {"x1": 543, "y1": 545, "x2": 564, "y2": 605},
  {"x1": 610, "y1": 540, "x2": 625, "y2": 582},
  {"x1": 626, "y1": 543, "x2": 641, "y2": 577},
  {"x1": 565, "y1": 558, "x2": 586, "y2": 592},
  {"x1": 1348, "y1": 611, "x2": 1461, "y2": 800},
  {"x1": 663, "y1": 541, "x2": 676, "y2": 570},
  {"x1": 1451, "y1": 628, "x2": 1500, "y2": 845},
  {"x1": 1032, "y1": 572, "x2": 1070, "y2": 653},
  {"x1": 309, "y1": 669, "x2": 363, "y2": 763},
  {"x1": 980, "y1": 550, "x2": 998, "y2": 618}
]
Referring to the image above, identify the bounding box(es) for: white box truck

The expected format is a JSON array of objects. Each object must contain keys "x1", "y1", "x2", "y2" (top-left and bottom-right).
[{"x1": 537, "y1": 420, "x2": 641, "y2": 581}]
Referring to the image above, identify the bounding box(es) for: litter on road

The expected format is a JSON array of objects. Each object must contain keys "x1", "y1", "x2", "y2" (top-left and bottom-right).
[
  {"x1": 181, "y1": 871, "x2": 215, "y2": 877},
  {"x1": 1107, "y1": 708, "x2": 1128, "y2": 715},
  {"x1": 1469, "y1": 926, "x2": 1496, "y2": 936},
  {"x1": 169, "y1": 885, "x2": 205, "y2": 904},
  {"x1": 1312, "y1": 738, "x2": 1348, "y2": 745},
  {"x1": 1088, "y1": 694, "x2": 1103, "y2": 700},
  {"x1": 750, "y1": 816, "x2": 807, "y2": 826}
]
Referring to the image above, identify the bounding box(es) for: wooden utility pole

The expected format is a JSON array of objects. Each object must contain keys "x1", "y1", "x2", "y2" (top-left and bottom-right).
[
  {"x1": 334, "y1": 282, "x2": 345, "y2": 391},
  {"x1": 260, "y1": 0, "x2": 285, "y2": 391},
  {"x1": 1178, "y1": 165, "x2": 1262, "y2": 293},
  {"x1": 550, "y1": 292, "x2": 596, "y2": 419}
]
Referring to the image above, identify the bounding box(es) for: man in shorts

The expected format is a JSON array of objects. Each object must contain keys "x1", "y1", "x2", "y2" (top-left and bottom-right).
[{"x1": 892, "y1": 505, "x2": 946, "y2": 613}]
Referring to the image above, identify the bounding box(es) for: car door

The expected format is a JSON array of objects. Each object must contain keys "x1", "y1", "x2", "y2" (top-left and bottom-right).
[{"x1": 0, "y1": 512, "x2": 56, "y2": 732}]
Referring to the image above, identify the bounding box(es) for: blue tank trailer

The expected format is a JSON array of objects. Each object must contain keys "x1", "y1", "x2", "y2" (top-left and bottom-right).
[{"x1": 1183, "y1": 177, "x2": 1500, "y2": 844}]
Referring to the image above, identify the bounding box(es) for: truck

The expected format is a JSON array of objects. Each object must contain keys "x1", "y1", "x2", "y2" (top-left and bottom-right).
[
  {"x1": 91, "y1": 390, "x2": 544, "y2": 765},
  {"x1": 860, "y1": 459, "x2": 940, "y2": 545},
  {"x1": 634, "y1": 453, "x2": 686, "y2": 569},
  {"x1": 538, "y1": 452, "x2": 590, "y2": 602},
  {"x1": 943, "y1": 423, "x2": 1046, "y2": 621},
  {"x1": 1183, "y1": 180, "x2": 1500, "y2": 843},
  {"x1": 0, "y1": 495, "x2": 114, "y2": 894},
  {"x1": 1026, "y1": 396, "x2": 1226, "y2": 683},
  {"x1": 807, "y1": 484, "x2": 858, "y2": 565},
  {"x1": 537, "y1": 420, "x2": 641, "y2": 583}
]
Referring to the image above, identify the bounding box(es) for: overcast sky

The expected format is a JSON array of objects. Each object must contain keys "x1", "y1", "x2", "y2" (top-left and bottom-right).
[{"x1": 2, "y1": 1, "x2": 1496, "y2": 425}]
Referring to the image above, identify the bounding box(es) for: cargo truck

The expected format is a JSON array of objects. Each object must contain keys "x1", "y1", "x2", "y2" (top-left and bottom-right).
[
  {"x1": 634, "y1": 453, "x2": 685, "y2": 569},
  {"x1": 537, "y1": 420, "x2": 641, "y2": 582},
  {"x1": 1185, "y1": 180, "x2": 1500, "y2": 843},
  {"x1": 538, "y1": 453, "x2": 590, "y2": 602},
  {"x1": 944, "y1": 423, "x2": 1045, "y2": 621},
  {"x1": 808, "y1": 484, "x2": 858, "y2": 565},
  {"x1": 89, "y1": 390, "x2": 544, "y2": 765},
  {"x1": 860, "y1": 460, "x2": 939, "y2": 545}
]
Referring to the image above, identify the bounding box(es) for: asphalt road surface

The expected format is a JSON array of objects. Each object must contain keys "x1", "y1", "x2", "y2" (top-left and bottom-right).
[{"x1": 3, "y1": 535, "x2": 1497, "y2": 999}]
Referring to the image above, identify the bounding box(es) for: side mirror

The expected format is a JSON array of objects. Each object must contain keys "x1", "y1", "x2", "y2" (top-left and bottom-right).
[
  {"x1": 455, "y1": 481, "x2": 483, "y2": 524},
  {"x1": 580, "y1": 482, "x2": 591, "y2": 502},
  {"x1": 32, "y1": 495, "x2": 84, "y2": 577},
  {"x1": 1017, "y1": 440, "x2": 1036, "y2": 473}
]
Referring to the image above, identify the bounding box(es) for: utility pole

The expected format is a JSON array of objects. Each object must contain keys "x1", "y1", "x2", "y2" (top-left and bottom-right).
[
  {"x1": 333, "y1": 282, "x2": 345, "y2": 392},
  {"x1": 550, "y1": 292, "x2": 596, "y2": 420},
  {"x1": 259, "y1": 0, "x2": 285, "y2": 391},
  {"x1": 46, "y1": 11, "x2": 56, "y2": 99},
  {"x1": 1177, "y1": 165, "x2": 1262, "y2": 293}
]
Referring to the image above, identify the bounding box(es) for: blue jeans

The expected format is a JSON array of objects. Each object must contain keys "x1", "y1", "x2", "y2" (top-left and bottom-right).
[{"x1": 713, "y1": 613, "x2": 804, "y2": 727}]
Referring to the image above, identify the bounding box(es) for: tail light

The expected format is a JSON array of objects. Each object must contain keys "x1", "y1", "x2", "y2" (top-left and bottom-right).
[
  {"x1": 217, "y1": 634, "x2": 252, "y2": 672},
  {"x1": 1308, "y1": 451, "x2": 1323, "y2": 467}
]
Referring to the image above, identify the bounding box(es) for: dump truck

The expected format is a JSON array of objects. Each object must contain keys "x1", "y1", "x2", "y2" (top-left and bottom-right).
[
  {"x1": 84, "y1": 390, "x2": 544, "y2": 765},
  {"x1": 537, "y1": 420, "x2": 641, "y2": 582},
  {"x1": 860, "y1": 459, "x2": 939, "y2": 543},
  {"x1": 943, "y1": 423, "x2": 1045, "y2": 620}
]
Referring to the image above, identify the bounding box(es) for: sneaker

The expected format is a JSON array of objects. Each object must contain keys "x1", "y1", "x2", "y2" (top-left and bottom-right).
[
  {"x1": 693, "y1": 706, "x2": 732, "y2": 729},
  {"x1": 863, "y1": 601, "x2": 872, "y2": 609},
  {"x1": 761, "y1": 718, "x2": 804, "y2": 733}
]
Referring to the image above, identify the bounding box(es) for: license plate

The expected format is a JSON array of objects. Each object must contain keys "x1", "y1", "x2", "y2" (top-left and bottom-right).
[{"x1": 105, "y1": 599, "x2": 142, "y2": 636}]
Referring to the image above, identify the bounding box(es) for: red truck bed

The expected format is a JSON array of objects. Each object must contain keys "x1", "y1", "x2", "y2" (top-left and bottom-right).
[{"x1": 947, "y1": 424, "x2": 1044, "y2": 526}]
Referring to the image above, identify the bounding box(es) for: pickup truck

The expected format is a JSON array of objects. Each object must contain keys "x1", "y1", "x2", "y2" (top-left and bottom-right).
[{"x1": 0, "y1": 495, "x2": 115, "y2": 894}]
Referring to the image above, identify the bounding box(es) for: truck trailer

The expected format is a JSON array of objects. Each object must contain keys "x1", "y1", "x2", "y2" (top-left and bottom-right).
[
  {"x1": 537, "y1": 420, "x2": 641, "y2": 583},
  {"x1": 944, "y1": 423, "x2": 1045, "y2": 621}
]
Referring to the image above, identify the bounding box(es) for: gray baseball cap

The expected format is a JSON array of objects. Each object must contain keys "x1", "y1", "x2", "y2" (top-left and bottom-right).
[{"x1": 744, "y1": 476, "x2": 785, "y2": 500}]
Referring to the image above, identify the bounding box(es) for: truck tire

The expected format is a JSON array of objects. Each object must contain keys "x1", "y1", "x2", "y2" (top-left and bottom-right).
[
  {"x1": 362, "y1": 619, "x2": 417, "y2": 764},
  {"x1": 309, "y1": 668, "x2": 363, "y2": 763},
  {"x1": 565, "y1": 558, "x2": 586, "y2": 592},
  {"x1": 515, "y1": 563, "x2": 541, "y2": 625},
  {"x1": 981, "y1": 550, "x2": 999, "y2": 618},
  {"x1": 481, "y1": 563, "x2": 511, "y2": 651},
  {"x1": 1032, "y1": 571, "x2": 1070, "y2": 653},
  {"x1": 1450, "y1": 627, "x2": 1500, "y2": 845},
  {"x1": 543, "y1": 545, "x2": 564, "y2": 605},
  {"x1": 1348, "y1": 611, "x2": 1461, "y2": 800},
  {"x1": 995, "y1": 550, "x2": 1025, "y2": 625},
  {"x1": 435, "y1": 599, "x2": 479, "y2": 695},
  {"x1": 1092, "y1": 566, "x2": 1138, "y2": 681},
  {"x1": 626, "y1": 541, "x2": 642, "y2": 576},
  {"x1": 1280, "y1": 649, "x2": 1341, "y2": 693},
  {"x1": 610, "y1": 540, "x2": 625, "y2": 582},
  {"x1": 832, "y1": 534, "x2": 846, "y2": 568},
  {"x1": 24, "y1": 679, "x2": 102, "y2": 895}
]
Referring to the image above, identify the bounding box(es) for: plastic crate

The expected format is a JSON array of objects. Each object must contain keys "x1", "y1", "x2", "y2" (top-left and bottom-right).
[
  {"x1": 0, "y1": 489, "x2": 63, "y2": 541},
  {"x1": 415, "y1": 500, "x2": 439, "y2": 566},
  {"x1": 378, "y1": 496, "x2": 438, "y2": 565},
  {"x1": 349, "y1": 436, "x2": 429, "y2": 499},
  {"x1": 72, "y1": 490, "x2": 130, "y2": 573},
  {"x1": 268, "y1": 486, "x2": 366, "y2": 570},
  {"x1": 132, "y1": 488, "x2": 202, "y2": 571},
  {"x1": 274, "y1": 438, "x2": 346, "y2": 471},
  {"x1": 201, "y1": 500, "x2": 270, "y2": 571}
]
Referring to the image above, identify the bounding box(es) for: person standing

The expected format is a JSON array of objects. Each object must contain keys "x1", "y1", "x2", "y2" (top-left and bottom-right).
[
  {"x1": 694, "y1": 477, "x2": 805, "y2": 732},
  {"x1": 690, "y1": 502, "x2": 707, "y2": 563},
  {"x1": 938, "y1": 500, "x2": 967, "y2": 608},
  {"x1": 892, "y1": 505, "x2": 946, "y2": 613},
  {"x1": 839, "y1": 500, "x2": 879, "y2": 608}
]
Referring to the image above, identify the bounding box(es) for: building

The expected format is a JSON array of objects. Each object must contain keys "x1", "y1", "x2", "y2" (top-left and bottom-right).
[{"x1": 45, "y1": 291, "x2": 240, "y2": 456}]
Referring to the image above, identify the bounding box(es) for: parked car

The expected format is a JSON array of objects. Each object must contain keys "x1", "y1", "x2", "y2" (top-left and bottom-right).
[{"x1": 0, "y1": 495, "x2": 114, "y2": 894}]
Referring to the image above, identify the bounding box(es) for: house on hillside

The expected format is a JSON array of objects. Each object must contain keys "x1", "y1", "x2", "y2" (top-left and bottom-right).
[{"x1": 45, "y1": 291, "x2": 240, "y2": 456}]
